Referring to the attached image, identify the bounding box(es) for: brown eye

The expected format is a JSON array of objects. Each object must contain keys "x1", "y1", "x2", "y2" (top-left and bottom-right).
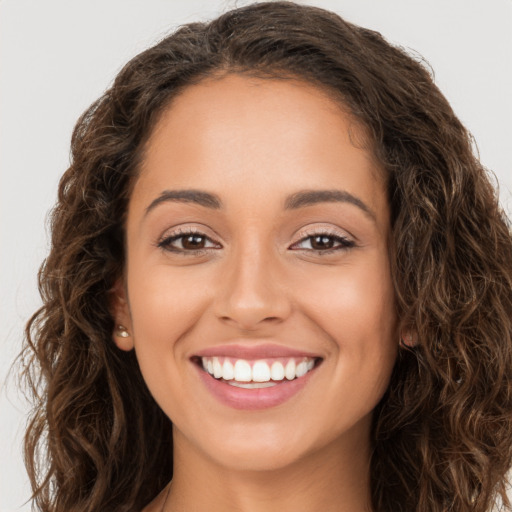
[
  {"x1": 157, "y1": 230, "x2": 220, "y2": 254},
  {"x1": 310, "y1": 235, "x2": 336, "y2": 250},
  {"x1": 182, "y1": 234, "x2": 207, "y2": 250},
  {"x1": 291, "y1": 232, "x2": 356, "y2": 254}
]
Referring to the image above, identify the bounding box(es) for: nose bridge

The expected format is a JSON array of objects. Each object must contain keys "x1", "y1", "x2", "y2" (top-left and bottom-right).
[{"x1": 215, "y1": 231, "x2": 291, "y2": 328}]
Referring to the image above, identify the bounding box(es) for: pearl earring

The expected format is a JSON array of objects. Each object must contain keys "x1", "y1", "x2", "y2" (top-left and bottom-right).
[{"x1": 116, "y1": 325, "x2": 130, "y2": 338}]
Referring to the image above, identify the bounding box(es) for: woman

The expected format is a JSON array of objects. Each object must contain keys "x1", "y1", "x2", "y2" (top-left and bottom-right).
[{"x1": 23, "y1": 2, "x2": 512, "y2": 511}]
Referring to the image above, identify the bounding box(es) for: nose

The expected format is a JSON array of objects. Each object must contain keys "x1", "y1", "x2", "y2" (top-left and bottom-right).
[{"x1": 213, "y1": 242, "x2": 292, "y2": 331}]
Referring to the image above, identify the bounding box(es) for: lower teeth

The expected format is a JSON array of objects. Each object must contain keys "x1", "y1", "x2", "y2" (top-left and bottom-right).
[{"x1": 227, "y1": 381, "x2": 279, "y2": 389}]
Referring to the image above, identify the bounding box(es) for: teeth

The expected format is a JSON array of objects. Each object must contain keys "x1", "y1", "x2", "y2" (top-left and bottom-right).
[
  {"x1": 213, "y1": 357, "x2": 223, "y2": 378},
  {"x1": 296, "y1": 361, "x2": 308, "y2": 377},
  {"x1": 228, "y1": 381, "x2": 277, "y2": 389},
  {"x1": 200, "y1": 356, "x2": 317, "y2": 383},
  {"x1": 234, "y1": 360, "x2": 252, "y2": 382},
  {"x1": 222, "y1": 359, "x2": 234, "y2": 380},
  {"x1": 285, "y1": 359, "x2": 296, "y2": 380},
  {"x1": 252, "y1": 360, "x2": 271, "y2": 382},
  {"x1": 270, "y1": 361, "x2": 285, "y2": 381}
]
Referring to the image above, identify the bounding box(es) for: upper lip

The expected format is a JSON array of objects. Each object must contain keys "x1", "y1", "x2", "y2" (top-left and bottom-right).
[{"x1": 193, "y1": 343, "x2": 322, "y2": 360}]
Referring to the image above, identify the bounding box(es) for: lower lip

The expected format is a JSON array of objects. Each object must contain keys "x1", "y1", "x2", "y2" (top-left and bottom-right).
[{"x1": 194, "y1": 363, "x2": 317, "y2": 410}]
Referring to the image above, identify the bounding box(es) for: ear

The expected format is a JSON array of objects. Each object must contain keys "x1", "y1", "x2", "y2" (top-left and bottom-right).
[
  {"x1": 400, "y1": 330, "x2": 418, "y2": 348},
  {"x1": 109, "y1": 278, "x2": 134, "y2": 351}
]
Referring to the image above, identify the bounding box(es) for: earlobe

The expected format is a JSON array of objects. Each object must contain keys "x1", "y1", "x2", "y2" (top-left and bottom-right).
[
  {"x1": 109, "y1": 279, "x2": 134, "y2": 351},
  {"x1": 400, "y1": 330, "x2": 418, "y2": 348},
  {"x1": 113, "y1": 324, "x2": 134, "y2": 351}
]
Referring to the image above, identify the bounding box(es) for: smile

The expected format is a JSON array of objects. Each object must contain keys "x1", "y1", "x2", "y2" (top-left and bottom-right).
[
  {"x1": 199, "y1": 356, "x2": 317, "y2": 387},
  {"x1": 192, "y1": 349, "x2": 322, "y2": 410}
]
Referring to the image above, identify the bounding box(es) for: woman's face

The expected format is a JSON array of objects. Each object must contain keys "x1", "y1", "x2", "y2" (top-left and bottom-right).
[{"x1": 114, "y1": 73, "x2": 398, "y2": 472}]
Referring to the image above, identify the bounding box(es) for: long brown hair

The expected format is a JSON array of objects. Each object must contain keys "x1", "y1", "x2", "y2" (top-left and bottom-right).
[{"x1": 22, "y1": 2, "x2": 512, "y2": 511}]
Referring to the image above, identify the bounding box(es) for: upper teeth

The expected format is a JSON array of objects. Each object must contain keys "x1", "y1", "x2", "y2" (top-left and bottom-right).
[{"x1": 201, "y1": 356, "x2": 316, "y2": 383}]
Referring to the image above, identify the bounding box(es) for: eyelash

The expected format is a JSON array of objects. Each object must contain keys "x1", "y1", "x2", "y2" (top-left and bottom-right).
[
  {"x1": 157, "y1": 227, "x2": 356, "y2": 256},
  {"x1": 293, "y1": 231, "x2": 356, "y2": 254},
  {"x1": 157, "y1": 228, "x2": 218, "y2": 256}
]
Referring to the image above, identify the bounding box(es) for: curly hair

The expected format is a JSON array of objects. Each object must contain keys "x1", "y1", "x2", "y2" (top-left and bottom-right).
[{"x1": 22, "y1": 2, "x2": 512, "y2": 511}]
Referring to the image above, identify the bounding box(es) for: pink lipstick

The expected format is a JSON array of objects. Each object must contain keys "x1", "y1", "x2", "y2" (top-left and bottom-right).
[{"x1": 192, "y1": 344, "x2": 322, "y2": 410}]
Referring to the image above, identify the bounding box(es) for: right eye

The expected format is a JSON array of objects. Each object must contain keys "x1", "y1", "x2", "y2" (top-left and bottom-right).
[{"x1": 157, "y1": 229, "x2": 221, "y2": 255}]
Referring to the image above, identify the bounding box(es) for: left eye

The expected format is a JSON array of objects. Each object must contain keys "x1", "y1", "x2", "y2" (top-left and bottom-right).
[
  {"x1": 158, "y1": 232, "x2": 219, "y2": 252},
  {"x1": 292, "y1": 233, "x2": 354, "y2": 252}
]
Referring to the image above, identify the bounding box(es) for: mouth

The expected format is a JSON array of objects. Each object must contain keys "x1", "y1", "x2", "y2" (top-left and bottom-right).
[
  {"x1": 191, "y1": 355, "x2": 322, "y2": 387},
  {"x1": 191, "y1": 352, "x2": 323, "y2": 410}
]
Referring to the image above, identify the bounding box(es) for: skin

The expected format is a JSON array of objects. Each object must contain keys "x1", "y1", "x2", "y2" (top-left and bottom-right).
[{"x1": 112, "y1": 73, "x2": 399, "y2": 512}]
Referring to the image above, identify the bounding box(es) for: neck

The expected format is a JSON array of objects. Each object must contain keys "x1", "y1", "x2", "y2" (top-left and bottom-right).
[{"x1": 165, "y1": 424, "x2": 373, "y2": 512}]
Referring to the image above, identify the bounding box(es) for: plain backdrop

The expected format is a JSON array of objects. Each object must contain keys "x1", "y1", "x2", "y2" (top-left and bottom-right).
[{"x1": 1, "y1": 1, "x2": 511, "y2": 510}]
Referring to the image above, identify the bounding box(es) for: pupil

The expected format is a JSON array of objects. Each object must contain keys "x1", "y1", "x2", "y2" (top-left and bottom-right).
[
  {"x1": 312, "y1": 235, "x2": 333, "y2": 250},
  {"x1": 183, "y1": 235, "x2": 204, "y2": 249}
]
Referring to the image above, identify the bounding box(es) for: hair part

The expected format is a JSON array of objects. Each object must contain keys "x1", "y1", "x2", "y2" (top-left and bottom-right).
[{"x1": 22, "y1": 2, "x2": 512, "y2": 511}]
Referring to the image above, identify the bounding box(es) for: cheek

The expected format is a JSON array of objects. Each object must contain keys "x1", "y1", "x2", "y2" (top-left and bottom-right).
[
  {"x1": 298, "y1": 256, "x2": 396, "y2": 338},
  {"x1": 295, "y1": 256, "x2": 398, "y2": 391},
  {"x1": 129, "y1": 257, "x2": 213, "y2": 327},
  {"x1": 126, "y1": 263, "x2": 210, "y2": 387}
]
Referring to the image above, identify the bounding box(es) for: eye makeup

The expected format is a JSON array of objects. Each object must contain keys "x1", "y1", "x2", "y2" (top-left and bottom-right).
[{"x1": 156, "y1": 226, "x2": 356, "y2": 257}]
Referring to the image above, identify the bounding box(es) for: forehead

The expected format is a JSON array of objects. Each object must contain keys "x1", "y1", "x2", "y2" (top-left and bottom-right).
[
  {"x1": 134, "y1": 73, "x2": 387, "y2": 224},
  {"x1": 146, "y1": 73, "x2": 372, "y2": 161}
]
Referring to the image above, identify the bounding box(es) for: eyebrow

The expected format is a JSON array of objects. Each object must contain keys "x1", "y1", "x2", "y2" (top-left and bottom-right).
[
  {"x1": 145, "y1": 188, "x2": 376, "y2": 221},
  {"x1": 284, "y1": 189, "x2": 376, "y2": 221},
  {"x1": 145, "y1": 189, "x2": 222, "y2": 215}
]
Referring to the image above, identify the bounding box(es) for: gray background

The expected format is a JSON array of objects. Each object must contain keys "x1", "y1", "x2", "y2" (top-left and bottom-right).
[{"x1": 1, "y1": 1, "x2": 511, "y2": 510}]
